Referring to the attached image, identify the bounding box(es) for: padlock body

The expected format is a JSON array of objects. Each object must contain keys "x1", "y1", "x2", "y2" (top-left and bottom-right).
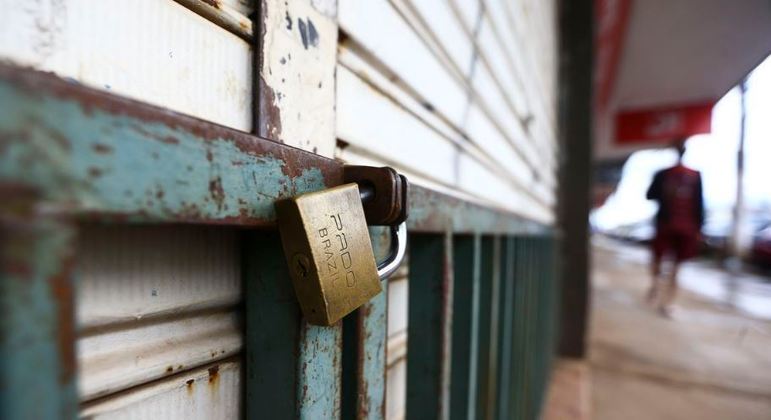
[{"x1": 276, "y1": 183, "x2": 382, "y2": 325}]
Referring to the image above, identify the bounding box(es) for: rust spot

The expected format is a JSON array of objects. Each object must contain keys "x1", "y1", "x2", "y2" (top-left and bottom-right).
[
  {"x1": 206, "y1": 149, "x2": 213, "y2": 162},
  {"x1": 130, "y1": 124, "x2": 181, "y2": 146},
  {"x1": 91, "y1": 143, "x2": 113, "y2": 154},
  {"x1": 258, "y1": 76, "x2": 283, "y2": 141},
  {"x1": 201, "y1": 0, "x2": 220, "y2": 9},
  {"x1": 88, "y1": 167, "x2": 103, "y2": 178},
  {"x1": 0, "y1": 63, "x2": 347, "y2": 220},
  {"x1": 39, "y1": 122, "x2": 72, "y2": 151},
  {"x1": 166, "y1": 366, "x2": 174, "y2": 373},
  {"x1": 50, "y1": 248, "x2": 76, "y2": 384},
  {"x1": 208, "y1": 365, "x2": 220, "y2": 385},
  {"x1": 156, "y1": 189, "x2": 164, "y2": 199},
  {"x1": 186, "y1": 379, "x2": 195, "y2": 394},
  {"x1": 337, "y1": 31, "x2": 348, "y2": 45},
  {"x1": 208, "y1": 177, "x2": 225, "y2": 210}
]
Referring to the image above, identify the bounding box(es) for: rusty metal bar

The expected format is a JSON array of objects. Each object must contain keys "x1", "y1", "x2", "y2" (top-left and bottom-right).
[
  {"x1": 0, "y1": 64, "x2": 548, "y2": 235},
  {"x1": 474, "y1": 237, "x2": 496, "y2": 420},
  {"x1": 449, "y1": 234, "x2": 482, "y2": 420},
  {"x1": 0, "y1": 63, "x2": 343, "y2": 227},
  {"x1": 439, "y1": 232, "x2": 455, "y2": 420},
  {"x1": 495, "y1": 237, "x2": 516, "y2": 419},
  {"x1": 406, "y1": 233, "x2": 454, "y2": 420},
  {"x1": 484, "y1": 237, "x2": 503, "y2": 420},
  {"x1": 0, "y1": 190, "x2": 78, "y2": 419},
  {"x1": 244, "y1": 231, "x2": 342, "y2": 419},
  {"x1": 408, "y1": 187, "x2": 549, "y2": 235},
  {"x1": 342, "y1": 227, "x2": 389, "y2": 420}
]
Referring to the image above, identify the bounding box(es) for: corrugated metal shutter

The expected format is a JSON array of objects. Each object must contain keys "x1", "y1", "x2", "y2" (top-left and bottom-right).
[
  {"x1": 77, "y1": 226, "x2": 242, "y2": 416},
  {"x1": 335, "y1": 1, "x2": 558, "y2": 417},
  {"x1": 0, "y1": 0, "x2": 558, "y2": 418}
]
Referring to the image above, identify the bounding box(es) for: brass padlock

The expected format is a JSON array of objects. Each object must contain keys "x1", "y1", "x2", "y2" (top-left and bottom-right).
[{"x1": 275, "y1": 183, "x2": 383, "y2": 326}]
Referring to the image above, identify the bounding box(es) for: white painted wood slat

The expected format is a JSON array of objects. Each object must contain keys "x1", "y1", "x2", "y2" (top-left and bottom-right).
[
  {"x1": 81, "y1": 361, "x2": 242, "y2": 419},
  {"x1": 75, "y1": 226, "x2": 242, "y2": 404},
  {"x1": 339, "y1": 0, "x2": 469, "y2": 127},
  {"x1": 0, "y1": 0, "x2": 253, "y2": 131}
]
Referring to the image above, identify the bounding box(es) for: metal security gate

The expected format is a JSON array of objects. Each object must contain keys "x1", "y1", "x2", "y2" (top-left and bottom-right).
[{"x1": 0, "y1": 64, "x2": 557, "y2": 419}]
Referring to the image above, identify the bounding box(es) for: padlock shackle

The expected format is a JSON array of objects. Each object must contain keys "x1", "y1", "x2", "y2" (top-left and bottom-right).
[{"x1": 377, "y1": 222, "x2": 407, "y2": 280}]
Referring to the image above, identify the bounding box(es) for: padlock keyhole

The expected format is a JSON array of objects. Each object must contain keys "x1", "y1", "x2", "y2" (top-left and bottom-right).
[{"x1": 293, "y1": 253, "x2": 311, "y2": 279}]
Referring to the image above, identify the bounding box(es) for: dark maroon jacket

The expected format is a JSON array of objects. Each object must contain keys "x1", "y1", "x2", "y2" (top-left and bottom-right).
[{"x1": 646, "y1": 165, "x2": 705, "y2": 231}]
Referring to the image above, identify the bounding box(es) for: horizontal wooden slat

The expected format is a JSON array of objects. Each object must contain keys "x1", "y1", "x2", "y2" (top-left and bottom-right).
[
  {"x1": 173, "y1": 0, "x2": 253, "y2": 40},
  {"x1": 81, "y1": 360, "x2": 242, "y2": 419},
  {"x1": 336, "y1": 60, "x2": 553, "y2": 221},
  {"x1": 483, "y1": 0, "x2": 557, "y2": 133},
  {"x1": 340, "y1": 0, "x2": 468, "y2": 126},
  {"x1": 77, "y1": 226, "x2": 240, "y2": 329},
  {"x1": 76, "y1": 225, "x2": 242, "y2": 401},
  {"x1": 394, "y1": 0, "x2": 556, "y2": 186},
  {"x1": 79, "y1": 310, "x2": 241, "y2": 401},
  {"x1": 338, "y1": 0, "x2": 557, "y2": 210},
  {"x1": 0, "y1": 0, "x2": 252, "y2": 131},
  {"x1": 386, "y1": 360, "x2": 408, "y2": 420},
  {"x1": 389, "y1": 0, "x2": 473, "y2": 85}
]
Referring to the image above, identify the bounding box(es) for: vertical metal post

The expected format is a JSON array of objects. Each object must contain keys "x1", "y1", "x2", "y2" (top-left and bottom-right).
[
  {"x1": 342, "y1": 227, "x2": 389, "y2": 420},
  {"x1": 0, "y1": 190, "x2": 78, "y2": 419},
  {"x1": 485, "y1": 237, "x2": 502, "y2": 420},
  {"x1": 512, "y1": 237, "x2": 528, "y2": 420},
  {"x1": 245, "y1": 231, "x2": 342, "y2": 419},
  {"x1": 450, "y1": 235, "x2": 481, "y2": 420},
  {"x1": 496, "y1": 237, "x2": 516, "y2": 420},
  {"x1": 406, "y1": 233, "x2": 453, "y2": 420},
  {"x1": 474, "y1": 237, "x2": 496, "y2": 420},
  {"x1": 556, "y1": 0, "x2": 593, "y2": 358}
]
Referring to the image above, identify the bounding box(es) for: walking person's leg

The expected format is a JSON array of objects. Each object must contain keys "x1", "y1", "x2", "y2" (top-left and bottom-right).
[
  {"x1": 658, "y1": 232, "x2": 695, "y2": 317},
  {"x1": 658, "y1": 261, "x2": 680, "y2": 317},
  {"x1": 648, "y1": 253, "x2": 662, "y2": 304},
  {"x1": 648, "y1": 231, "x2": 666, "y2": 304}
]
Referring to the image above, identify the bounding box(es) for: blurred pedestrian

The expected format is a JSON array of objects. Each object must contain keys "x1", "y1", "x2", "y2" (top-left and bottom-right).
[{"x1": 646, "y1": 140, "x2": 705, "y2": 317}]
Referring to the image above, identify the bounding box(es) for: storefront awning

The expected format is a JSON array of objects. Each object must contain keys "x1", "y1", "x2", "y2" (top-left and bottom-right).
[{"x1": 594, "y1": 0, "x2": 771, "y2": 162}]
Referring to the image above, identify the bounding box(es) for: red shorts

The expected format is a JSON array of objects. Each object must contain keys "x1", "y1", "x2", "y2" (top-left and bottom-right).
[{"x1": 652, "y1": 228, "x2": 699, "y2": 262}]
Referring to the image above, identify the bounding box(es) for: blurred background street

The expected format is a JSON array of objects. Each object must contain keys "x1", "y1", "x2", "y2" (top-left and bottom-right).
[
  {"x1": 546, "y1": 236, "x2": 771, "y2": 420},
  {"x1": 590, "y1": 236, "x2": 771, "y2": 420}
]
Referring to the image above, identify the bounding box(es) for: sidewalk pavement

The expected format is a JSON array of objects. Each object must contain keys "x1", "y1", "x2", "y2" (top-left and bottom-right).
[{"x1": 589, "y1": 236, "x2": 771, "y2": 420}]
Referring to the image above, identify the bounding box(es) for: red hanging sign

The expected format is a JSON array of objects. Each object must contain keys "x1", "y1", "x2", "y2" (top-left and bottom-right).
[{"x1": 615, "y1": 102, "x2": 714, "y2": 144}]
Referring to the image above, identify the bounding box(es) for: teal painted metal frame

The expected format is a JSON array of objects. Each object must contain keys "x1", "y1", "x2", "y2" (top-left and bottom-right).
[{"x1": 0, "y1": 64, "x2": 558, "y2": 420}]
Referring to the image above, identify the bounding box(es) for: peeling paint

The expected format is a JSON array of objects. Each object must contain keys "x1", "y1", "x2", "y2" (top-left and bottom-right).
[
  {"x1": 258, "y1": 75, "x2": 283, "y2": 140},
  {"x1": 0, "y1": 194, "x2": 78, "y2": 418},
  {"x1": 256, "y1": 0, "x2": 337, "y2": 157},
  {"x1": 0, "y1": 64, "x2": 342, "y2": 226}
]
